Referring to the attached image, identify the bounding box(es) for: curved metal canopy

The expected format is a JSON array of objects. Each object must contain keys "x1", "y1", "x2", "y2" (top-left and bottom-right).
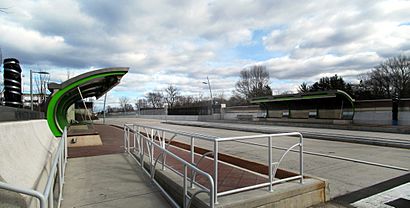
[{"x1": 46, "y1": 67, "x2": 129, "y2": 136}]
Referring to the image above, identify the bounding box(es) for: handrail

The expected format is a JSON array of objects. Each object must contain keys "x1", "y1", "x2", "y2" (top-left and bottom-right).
[
  {"x1": 124, "y1": 123, "x2": 304, "y2": 207},
  {"x1": 125, "y1": 123, "x2": 218, "y2": 141},
  {"x1": 0, "y1": 127, "x2": 68, "y2": 208},
  {"x1": 0, "y1": 181, "x2": 46, "y2": 207},
  {"x1": 124, "y1": 124, "x2": 215, "y2": 208}
]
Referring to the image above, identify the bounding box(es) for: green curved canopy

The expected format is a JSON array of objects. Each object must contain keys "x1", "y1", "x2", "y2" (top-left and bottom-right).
[{"x1": 46, "y1": 67, "x2": 129, "y2": 136}]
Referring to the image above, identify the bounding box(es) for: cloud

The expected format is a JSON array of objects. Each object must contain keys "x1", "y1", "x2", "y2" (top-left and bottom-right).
[{"x1": 0, "y1": 0, "x2": 409, "y2": 100}]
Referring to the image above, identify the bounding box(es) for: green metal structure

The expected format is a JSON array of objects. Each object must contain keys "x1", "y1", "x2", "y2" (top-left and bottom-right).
[{"x1": 46, "y1": 67, "x2": 129, "y2": 136}]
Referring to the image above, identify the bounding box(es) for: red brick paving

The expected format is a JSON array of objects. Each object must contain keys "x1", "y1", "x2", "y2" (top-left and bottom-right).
[
  {"x1": 68, "y1": 124, "x2": 270, "y2": 192},
  {"x1": 68, "y1": 124, "x2": 124, "y2": 158},
  {"x1": 151, "y1": 145, "x2": 268, "y2": 192}
]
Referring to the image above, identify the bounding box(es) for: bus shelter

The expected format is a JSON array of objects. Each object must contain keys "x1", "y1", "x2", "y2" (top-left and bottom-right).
[
  {"x1": 46, "y1": 67, "x2": 129, "y2": 136},
  {"x1": 250, "y1": 90, "x2": 355, "y2": 120}
]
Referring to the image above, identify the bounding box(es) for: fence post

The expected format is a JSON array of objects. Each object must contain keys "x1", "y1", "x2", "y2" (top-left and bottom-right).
[
  {"x1": 268, "y1": 136, "x2": 273, "y2": 192},
  {"x1": 123, "y1": 125, "x2": 127, "y2": 152},
  {"x1": 299, "y1": 134, "x2": 304, "y2": 184},
  {"x1": 213, "y1": 140, "x2": 218, "y2": 204},
  {"x1": 161, "y1": 130, "x2": 166, "y2": 170},
  {"x1": 183, "y1": 164, "x2": 188, "y2": 208},
  {"x1": 190, "y1": 137, "x2": 195, "y2": 189}
]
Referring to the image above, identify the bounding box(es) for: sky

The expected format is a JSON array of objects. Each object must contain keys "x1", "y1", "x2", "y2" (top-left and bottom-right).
[{"x1": 0, "y1": 0, "x2": 409, "y2": 107}]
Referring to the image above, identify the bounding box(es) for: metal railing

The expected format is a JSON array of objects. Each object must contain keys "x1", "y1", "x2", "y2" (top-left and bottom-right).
[
  {"x1": 124, "y1": 124, "x2": 215, "y2": 208},
  {"x1": 123, "y1": 123, "x2": 304, "y2": 207},
  {"x1": 0, "y1": 127, "x2": 68, "y2": 208}
]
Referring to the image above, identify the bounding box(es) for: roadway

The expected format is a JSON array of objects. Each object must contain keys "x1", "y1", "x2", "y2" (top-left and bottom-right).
[{"x1": 98, "y1": 117, "x2": 409, "y2": 204}]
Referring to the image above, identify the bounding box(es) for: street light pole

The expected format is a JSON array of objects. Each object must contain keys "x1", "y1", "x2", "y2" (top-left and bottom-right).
[{"x1": 203, "y1": 76, "x2": 213, "y2": 114}]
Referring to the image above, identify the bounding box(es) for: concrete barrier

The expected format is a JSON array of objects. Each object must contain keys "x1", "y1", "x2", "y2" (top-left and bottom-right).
[
  {"x1": 0, "y1": 106, "x2": 44, "y2": 122},
  {"x1": 0, "y1": 120, "x2": 59, "y2": 208}
]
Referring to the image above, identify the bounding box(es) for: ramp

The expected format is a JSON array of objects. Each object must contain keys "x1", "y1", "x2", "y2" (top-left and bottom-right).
[{"x1": 0, "y1": 120, "x2": 59, "y2": 207}]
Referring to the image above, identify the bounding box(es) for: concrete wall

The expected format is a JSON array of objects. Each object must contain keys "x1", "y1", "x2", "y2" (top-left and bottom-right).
[
  {"x1": 139, "y1": 108, "x2": 165, "y2": 115},
  {"x1": 354, "y1": 110, "x2": 410, "y2": 125},
  {"x1": 0, "y1": 120, "x2": 59, "y2": 208},
  {"x1": 318, "y1": 109, "x2": 341, "y2": 119},
  {"x1": 223, "y1": 112, "x2": 259, "y2": 120},
  {"x1": 136, "y1": 114, "x2": 196, "y2": 120},
  {"x1": 224, "y1": 105, "x2": 262, "y2": 120},
  {"x1": 353, "y1": 99, "x2": 410, "y2": 125},
  {"x1": 135, "y1": 114, "x2": 221, "y2": 121},
  {"x1": 0, "y1": 105, "x2": 44, "y2": 122}
]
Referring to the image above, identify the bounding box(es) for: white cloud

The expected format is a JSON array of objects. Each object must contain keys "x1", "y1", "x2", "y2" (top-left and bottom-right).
[{"x1": 0, "y1": 0, "x2": 409, "y2": 99}]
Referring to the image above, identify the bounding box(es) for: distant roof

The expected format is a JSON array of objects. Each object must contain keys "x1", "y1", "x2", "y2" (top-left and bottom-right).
[{"x1": 250, "y1": 90, "x2": 355, "y2": 104}]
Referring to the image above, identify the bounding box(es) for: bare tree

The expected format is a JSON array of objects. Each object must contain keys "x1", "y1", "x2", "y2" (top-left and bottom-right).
[
  {"x1": 34, "y1": 69, "x2": 50, "y2": 107},
  {"x1": 362, "y1": 54, "x2": 410, "y2": 98},
  {"x1": 235, "y1": 65, "x2": 272, "y2": 101},
  {"x1": 164, "y1": 85, "x2": 179, "y2": 108},
  {"x1": 146, "y1": 92, "x2": 164, "y2": 108},
  {"x1": 119, "y1": 96, "x2": 130, "y2": 112}
]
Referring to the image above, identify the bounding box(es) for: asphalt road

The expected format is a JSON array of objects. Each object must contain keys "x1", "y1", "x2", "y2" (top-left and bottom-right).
[{"x1": 98, "y1": 117, "x2": 410, "y2": 200}]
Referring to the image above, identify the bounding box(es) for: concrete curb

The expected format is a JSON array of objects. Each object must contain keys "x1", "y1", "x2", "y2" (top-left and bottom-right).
[{"x1": 164, "y1": 121, "x2": 410, "y2": 149}]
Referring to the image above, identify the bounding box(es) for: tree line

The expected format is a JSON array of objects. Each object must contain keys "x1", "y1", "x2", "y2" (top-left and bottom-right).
[{"x1": 298, "y1": 54, "x2": 410, "y2": 100}]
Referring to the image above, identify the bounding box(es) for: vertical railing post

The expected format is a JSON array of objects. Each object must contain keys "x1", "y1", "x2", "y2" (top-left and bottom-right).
[
  {"x1": 183, "y1": 164, "x2": 188, "y2": 208},
  {"x1": 190, "y1": 137, "x2": 195, "y2": 189},
  {"x1": 137, "y1": 126, "x2": 141, "y2": 154},
  {"x1": 64, "y1": 127, "x2": 67, "y2": 164},
  {"x1": 299, "y1": 134, "x2": 304, "y2": 184},
  {"x1": 150, "y1": 129, "x2": 154, "y2": 178},
  {"x1": 213, "y1": 140, "x2": 218, "y2": 204},
  {"x1": 123, "y1": 125, "x2": 127, "y2": 153},
  {"x1": 141, "y1": 136, "x2": 145, "y2": 170},
  {"x1": 210, "y1": 179, "x2": 215, "y2": 208},
  {"x1": 161, "y1": 130, "x2": 166, "y2": 170},
  {"x1": 58, "y1": 151, "x2": 62, "y2": 196},
  {"x1": 63, "y1": 128, "x2": 67, "y2": 184},
  {"x1": 132, "y1": 124, "x2": 136, "y2": 151},
  {"x1": 48, "y1": 184, "x2": 54, "y2": 208},
  {"x1": 268, "y1": 136, "x2": 273, "y2": 192},
  {"x1": 127, "y1": 127, "x2": 130, "y2": 154}
]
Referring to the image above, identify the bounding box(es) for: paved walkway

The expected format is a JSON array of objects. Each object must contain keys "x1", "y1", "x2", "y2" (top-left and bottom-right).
[
  {"x1": 64, "y1": 124, "x2": 276, "y2": 207},
  {"x1": 61, "y1": 154, "x2": 170, "y2": 208}
]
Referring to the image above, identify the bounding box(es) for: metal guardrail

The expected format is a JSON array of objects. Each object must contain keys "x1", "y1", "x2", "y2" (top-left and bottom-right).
[
  {"x1": 124, "y1": 124, "x2": 215, "y2": 208},
  {"x1": 0, "y1": 127, "x2": 68, "y2": 208},
  {"x1": 123, "y1": 123, "x2": 304, "y2": 207}
]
